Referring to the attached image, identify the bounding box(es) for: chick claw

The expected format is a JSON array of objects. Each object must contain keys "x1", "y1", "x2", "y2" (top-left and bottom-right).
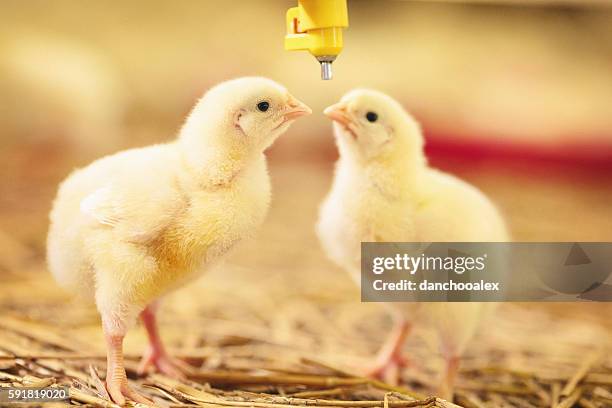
[
  {"x1": 104, "y1": 333, "x2": 154, "y2": 406},
  {"x1": 364, "y1": 321, "x2": 412, "y2": 385},
  {"x1": 106, "y1": 363, "x2": 153, "y2": 406},
  {"x1": 365, "y1": 352, "x2": 410, "y2": 385},
  {"x1": 137, "y1": 346, "x2": 191, "y2": 379}
]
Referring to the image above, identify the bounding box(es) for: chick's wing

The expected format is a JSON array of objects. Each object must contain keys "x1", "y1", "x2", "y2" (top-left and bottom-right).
[{"x1": 79, "y1": 174, "x2": 185, "y2": 244}]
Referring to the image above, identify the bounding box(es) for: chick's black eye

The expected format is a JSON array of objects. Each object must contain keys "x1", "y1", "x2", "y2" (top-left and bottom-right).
[
  {"x1": 366, "y1": 111, "x2": 378, "y2": 122},
  {"x1": 257, "y1": 101, "x2": 270, "y2": 112}
]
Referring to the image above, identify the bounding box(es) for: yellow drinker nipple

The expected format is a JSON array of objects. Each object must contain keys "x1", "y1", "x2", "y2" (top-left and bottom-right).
[{"x1": 284, "y1": 0, "x2": 349, "y2": 80}]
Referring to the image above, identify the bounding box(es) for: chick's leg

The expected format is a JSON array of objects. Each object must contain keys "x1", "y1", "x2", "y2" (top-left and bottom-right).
[
  {"x1": 103, "y1": 322, "x2": 153, "y2": 405},
  {"x1": 437, "y1": 355, "x2": 460, "y2": 401},
  {"x1": 93, "y1": 242, "x2": 157, "y2": 404},
  {"x1": 366, "y1": 320, "x2": 411, "y2": 384},
  {"x1": 137, "y1": 302, "x2": 191, "y2": 378}
]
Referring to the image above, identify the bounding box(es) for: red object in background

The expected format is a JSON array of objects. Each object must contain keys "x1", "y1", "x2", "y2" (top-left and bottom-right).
[{"x1": 424, "y1": 130, "x2": 612, "y2": 179}]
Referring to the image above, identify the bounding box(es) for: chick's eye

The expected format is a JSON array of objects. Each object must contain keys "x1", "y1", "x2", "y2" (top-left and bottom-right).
[
  {"x1": 257, "y1": 101, "x2": 270, "y2": 112},
  {"x1": 366, "y1": 111, "x2": 378, "y2": 122}
]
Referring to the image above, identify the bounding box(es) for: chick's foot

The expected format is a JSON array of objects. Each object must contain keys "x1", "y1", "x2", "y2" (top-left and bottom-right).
[
  {"x1": 105, "y1": 373, "x2": 153, "y2": 406},
  {"x1": 137, "y1": 303, "x2": 192, "y2": 378},
  {"x1": 436, "y1": 355, "x2": 460, "y2": 401},
  {"x1": 137, "y1": 345, "x2": 191, "y2": 379},
  {"x1": 365, "y1": 352, "x2": 409, "y2": 385},
  {"x1": 364, "y1": 321, "x2": 412, "y2": 385},
  {"x1": 105, "y1": 334, "x2": 153, "y2": 406}
]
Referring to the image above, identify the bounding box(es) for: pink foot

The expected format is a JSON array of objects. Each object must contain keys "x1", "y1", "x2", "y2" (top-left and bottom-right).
[
  {"x1": 106, "y1": 371, "x2": 153, "y2": 406},
  {"x1": 436, "y1": 355, "x2": 460, "y2": 401},
  {"x1": 137, "y1": 345, "x2": 191, "y2": 378},
  {"x1": 365, "y1": 351, "x2": 410, "y2": 385},
  {"x1": 105, "y1": 334, "x2": 153, "y2": 406},
  {"x1": 137, "y1": 303, "x2": 193, "y2": 379},
  {"x1": 365, "y1": 320, "x2": 412, "y2": 385}
]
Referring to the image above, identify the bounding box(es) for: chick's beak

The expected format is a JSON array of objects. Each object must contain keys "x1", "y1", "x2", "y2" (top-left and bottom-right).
[
  {"x1": 284, "y1": 96, "x2": 312, "y2": 120},
  {"x1": 323, "y1": 103, "x2": 351, "y2": 127}
]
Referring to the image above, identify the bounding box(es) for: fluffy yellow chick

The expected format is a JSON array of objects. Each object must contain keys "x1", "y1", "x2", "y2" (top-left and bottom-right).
[
  {"x1": 316, "y1": 89, "x2": 508, "y2": 399},
  {"x1": 47, "y1": 77, "x2": 311, "y2": 405}
]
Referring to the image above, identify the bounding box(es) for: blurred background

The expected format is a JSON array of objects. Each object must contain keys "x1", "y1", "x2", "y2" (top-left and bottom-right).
[
  {"x1": 0, "y1": 0, "x2": 611, "y2": 403},
  {"x1": 1, "y1": 0, "x2": 611, "y2": 244}
]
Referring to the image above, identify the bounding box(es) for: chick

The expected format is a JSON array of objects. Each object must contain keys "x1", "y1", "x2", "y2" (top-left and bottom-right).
[
  {"x1": 316, "y1": 89, "x2": 508, "y2": 399},
  {"x1": 47, "y1": 77, "x2": 311, "y2": 405}
]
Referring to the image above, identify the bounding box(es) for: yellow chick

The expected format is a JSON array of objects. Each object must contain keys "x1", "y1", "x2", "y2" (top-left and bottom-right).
[
  {"x1": 316, "y1": 89, "x2": 508, "y2": 399},
  {"x1": 47, "y1": 77, "x2": 311, "y2": 405}
]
